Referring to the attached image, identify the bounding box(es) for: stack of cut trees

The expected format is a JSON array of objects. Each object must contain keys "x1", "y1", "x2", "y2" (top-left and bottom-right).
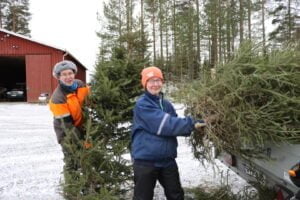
[{"x1": 182, "y1": 43, "x2": 300, "y2": 160}]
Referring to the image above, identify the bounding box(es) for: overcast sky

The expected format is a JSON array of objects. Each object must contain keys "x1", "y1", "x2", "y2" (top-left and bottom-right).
[{"x1": 29, "y1": 0, "x2": 103, "y2": 80}]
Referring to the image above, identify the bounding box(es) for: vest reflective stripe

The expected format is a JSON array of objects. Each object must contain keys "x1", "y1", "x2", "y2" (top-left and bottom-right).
[
  {"x1": 49, "y1": 86, "x2": 89, "y2": 127},
  {"x1": 49, "y1": 100, "x2": 70, "y2": 118},
  {"x1": 157, "y1": 113, "x2": 170, "y2": 135},
  {"x1": 54, "y1": 113, "x2": 71, "y2": 119}
]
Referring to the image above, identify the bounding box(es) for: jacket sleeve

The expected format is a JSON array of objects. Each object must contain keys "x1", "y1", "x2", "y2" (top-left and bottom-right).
[
  {"x1": 53, "y1": 116, "x2": 83, "y2": 144},
  {"x1": 134, "y1": 102, "x2": 194, "y2": 137},
  {"x1": 49, "y1": 100, "x2": 80, "y2": 143}
]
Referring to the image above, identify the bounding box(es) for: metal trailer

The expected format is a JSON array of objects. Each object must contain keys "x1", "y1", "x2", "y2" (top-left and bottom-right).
[{"x1": 218, "y1": 142, "x2": 300, "y2": 199}]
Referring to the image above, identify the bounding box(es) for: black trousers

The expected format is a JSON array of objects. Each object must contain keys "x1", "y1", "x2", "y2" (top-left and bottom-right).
[{"x1": 133, "y1": 163, "x2": 184, "y2": 200}]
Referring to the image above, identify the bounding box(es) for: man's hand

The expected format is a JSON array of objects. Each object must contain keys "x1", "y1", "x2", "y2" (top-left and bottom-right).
[{"x1": 194, "y1": 120, "x2": 206, "y2": 131}]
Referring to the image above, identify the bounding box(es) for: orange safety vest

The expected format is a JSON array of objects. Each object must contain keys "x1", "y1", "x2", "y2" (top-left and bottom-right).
[{"x1": 49, "y1": 80, "x2": 89, "y2": 127}]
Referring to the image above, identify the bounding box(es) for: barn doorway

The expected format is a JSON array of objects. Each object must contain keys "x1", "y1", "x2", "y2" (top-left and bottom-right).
[{"x1": 0, "y1": 56, "x2": 26, "y2": 101}]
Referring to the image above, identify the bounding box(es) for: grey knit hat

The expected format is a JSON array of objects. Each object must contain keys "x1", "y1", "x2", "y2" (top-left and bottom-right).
[{"x1": 52, "y1": 60, "x2": 77, "y2": 78}]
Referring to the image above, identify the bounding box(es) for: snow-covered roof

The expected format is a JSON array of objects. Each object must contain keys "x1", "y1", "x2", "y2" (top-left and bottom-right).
[{"x1": 0, "y1": 28, "x2": 87, "y2": 70}]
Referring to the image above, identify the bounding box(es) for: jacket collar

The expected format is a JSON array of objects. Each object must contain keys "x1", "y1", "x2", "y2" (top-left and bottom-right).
[
  {"x1": 145, "y1": 91, "x2": 163, "y2": 101},
  {"x1": 59, "y1": 80, "x2": 78, "y2": 94}
]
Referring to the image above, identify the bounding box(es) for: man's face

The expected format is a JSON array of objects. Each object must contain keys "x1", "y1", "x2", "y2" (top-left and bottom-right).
[
  {"x1": 146, "y1": 77, "x2": 163, "y2": 96},
  {"x1": 59, "y1": 69, "x2": 75, "y2": 86}
]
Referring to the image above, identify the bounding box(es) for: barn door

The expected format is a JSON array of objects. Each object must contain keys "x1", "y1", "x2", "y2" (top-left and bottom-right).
[{"x1": 26, "y1": 55, "x2": 51, "y2": 102}]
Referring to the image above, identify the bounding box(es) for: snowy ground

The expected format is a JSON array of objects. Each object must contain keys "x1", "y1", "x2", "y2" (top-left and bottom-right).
[
  {"x1": 0, "y1": 103, "x2": 64, "y2": 200},
  {"x1": 0, "y1": 103, "x2": 249, "y2": 200}
]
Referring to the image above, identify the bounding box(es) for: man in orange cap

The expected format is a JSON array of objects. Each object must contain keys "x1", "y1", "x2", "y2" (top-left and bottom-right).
[{"x1": 131, "y1": 66, "x2": 205, "y2": 200}]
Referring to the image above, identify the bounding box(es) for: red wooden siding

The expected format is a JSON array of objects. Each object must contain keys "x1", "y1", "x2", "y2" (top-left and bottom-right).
[
  {"x1": 26, "y1": 55, "x2": 52, "y2": 102},
  {"x1": 0, "y1": 32, "x2": 56, "y2": 55},
  {"x1": 0, "y1": 29, "x2": 87, "y2": 102}
]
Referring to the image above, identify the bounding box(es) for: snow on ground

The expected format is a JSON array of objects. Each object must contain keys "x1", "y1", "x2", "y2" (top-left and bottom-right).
[
  {"x1": 0, "y1": 103, "x2": 249, "y2": 200},
  {"x1": 0, "y1": 103, "x2": 64, "y2": 200}
]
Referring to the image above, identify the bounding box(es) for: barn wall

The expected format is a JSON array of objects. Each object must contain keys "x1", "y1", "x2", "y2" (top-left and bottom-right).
[
  {"x1": 0, "y1": 30, "x2": 87, "y2": 102},
  {"x1": 26, "y1": 55, "x2": 52, "y2": 102},
  {"x1": 0, "y1": 32, "x2": 55, "y2": 55}
]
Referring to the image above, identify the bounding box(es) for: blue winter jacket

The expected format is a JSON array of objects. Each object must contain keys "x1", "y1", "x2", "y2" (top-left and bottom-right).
[{"x1": 131, "y1": 91, "x2": 195, "y2": 161}]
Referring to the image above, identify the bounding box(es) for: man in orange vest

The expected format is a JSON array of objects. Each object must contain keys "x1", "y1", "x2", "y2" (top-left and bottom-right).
[{"x1": 49, "y1": 60, "x2": 89, "y2": 162}]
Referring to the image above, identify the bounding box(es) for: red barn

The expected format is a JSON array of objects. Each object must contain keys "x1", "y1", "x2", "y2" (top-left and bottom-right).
[{"x1": 0, "y1": 28, "x2": 87, "y2": 102}]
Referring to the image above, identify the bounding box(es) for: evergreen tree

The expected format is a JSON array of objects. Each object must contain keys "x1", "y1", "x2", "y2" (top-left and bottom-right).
[
  {"x1": 167, "y1": 0, "x2": 199, "y2": 80},
  {"x1": 269, "y1": 0, "x2": 300, "y2": 44},
  {"x1": 4, "y1": 0, "x2": 31, "y2": 36},
  {"x1": 61, "y1": 0, "x2": 149, "y2": 199},
  {"x1": 204, "y1": 0, "x2": 219, "y2": 68},
  {"x1": 91, "y1": 45, "x2": 144, "y2": 147},
  {"x1": 144, "y1": 0, "x2": 158, "y2": 64},
  {"x1": 92, "y1": 0, "x2": 148, "y2": 166},
  {"x1": 94, "y1": 0, "x2": 299, "y2": 83},
  {"x1": 63, "y1": 45, "x2": 144, "y2": 199},
  {"x1": 0, "y1": 0, "x2": 9, "y2": 28}
]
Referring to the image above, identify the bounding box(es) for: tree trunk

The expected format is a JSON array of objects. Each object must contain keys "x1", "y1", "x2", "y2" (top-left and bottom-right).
[
  {"x1": 12, "y1": 6, "x2": 16, "y2": 32},
  {"x1": 126, "y1": 0, "x2": 133, "y2": 54},
  {"x1": 165, "y1": 24, "x2": 169, "y2": 75},
  {"x1": 119, "y1": 0, "x2": 123, "y2": 47},
  {"x1": 296, "y1": 27, "x2": 300, "y2": 40},
  {"x1": 210, "y1": 1, "x2": 218, "y2": 68},
  {"x1": 0, "y1": 9, "x2": 2, "y2": 28},
  {"x1": 196, "y1": 0, "x2": 201, "y2": 72},
  {"x1": 126, "y1": 0, "x2": 130, "y2": 33},
  {"x1": 261, "y1": 0, "x2": 266, "y2": 55},
  {"x1": 247, "y1": 0, "x2": 251, "y2": 40},
  {"x1": 165, "y1": 1, "x2": 169, "y2": 69},
  {"x1": 226, "y1": 0, "x2": 231, "y2": 61},
  {"x1": 159, "y1": 0, "x2": 164, "y2": 65},
  {"x1": 152, "y1": 2, "x2": 156, "y2": 64},
  {"x1": 218, "y1": 0, "x2": 223, "y2": 64},
  {"x1": 172, "y1": 0, "x2": 177, "y2": 73},
  {"x1": 239, "y1": 0, "x2": 244, "y2": 43},
  {"x1": 287, "y1": 0, "x2": 291, "y2": 40},
  {"x1": 231, "y1": 0, "x2": 235, "y2": 54},
  {"x1": 140, "y1": 0, "x2": 145, "y2": 59},
  {"x1": 188, "y1": 0, "x2": 194, "y2": 79}
]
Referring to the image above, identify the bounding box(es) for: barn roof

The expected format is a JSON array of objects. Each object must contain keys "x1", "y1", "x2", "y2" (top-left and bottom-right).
[{"x1": 0, "y1": 28, "x2": 87, "y2": 70}]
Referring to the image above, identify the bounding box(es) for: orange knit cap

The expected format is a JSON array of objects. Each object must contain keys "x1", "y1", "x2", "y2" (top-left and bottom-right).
[{"x1": 141, "y1": 66, "x2": 164, "y2": 88}]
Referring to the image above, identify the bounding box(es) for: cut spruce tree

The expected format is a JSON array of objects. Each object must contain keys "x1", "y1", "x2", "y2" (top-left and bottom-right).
[
  {"x1": 59, "y1": 0, "x2": 150, "y2": 198},
  {"x1": 61, "y1": 46, "x2": 145, "y2": 200},
  {"x1": 178, "y1": 42, "x2": 300, "y2": 161}
]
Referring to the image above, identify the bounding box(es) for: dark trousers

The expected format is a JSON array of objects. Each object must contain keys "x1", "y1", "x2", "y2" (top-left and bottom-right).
[{"x1": 133, "y1": 163, "x2": 184, "y2": 200}]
